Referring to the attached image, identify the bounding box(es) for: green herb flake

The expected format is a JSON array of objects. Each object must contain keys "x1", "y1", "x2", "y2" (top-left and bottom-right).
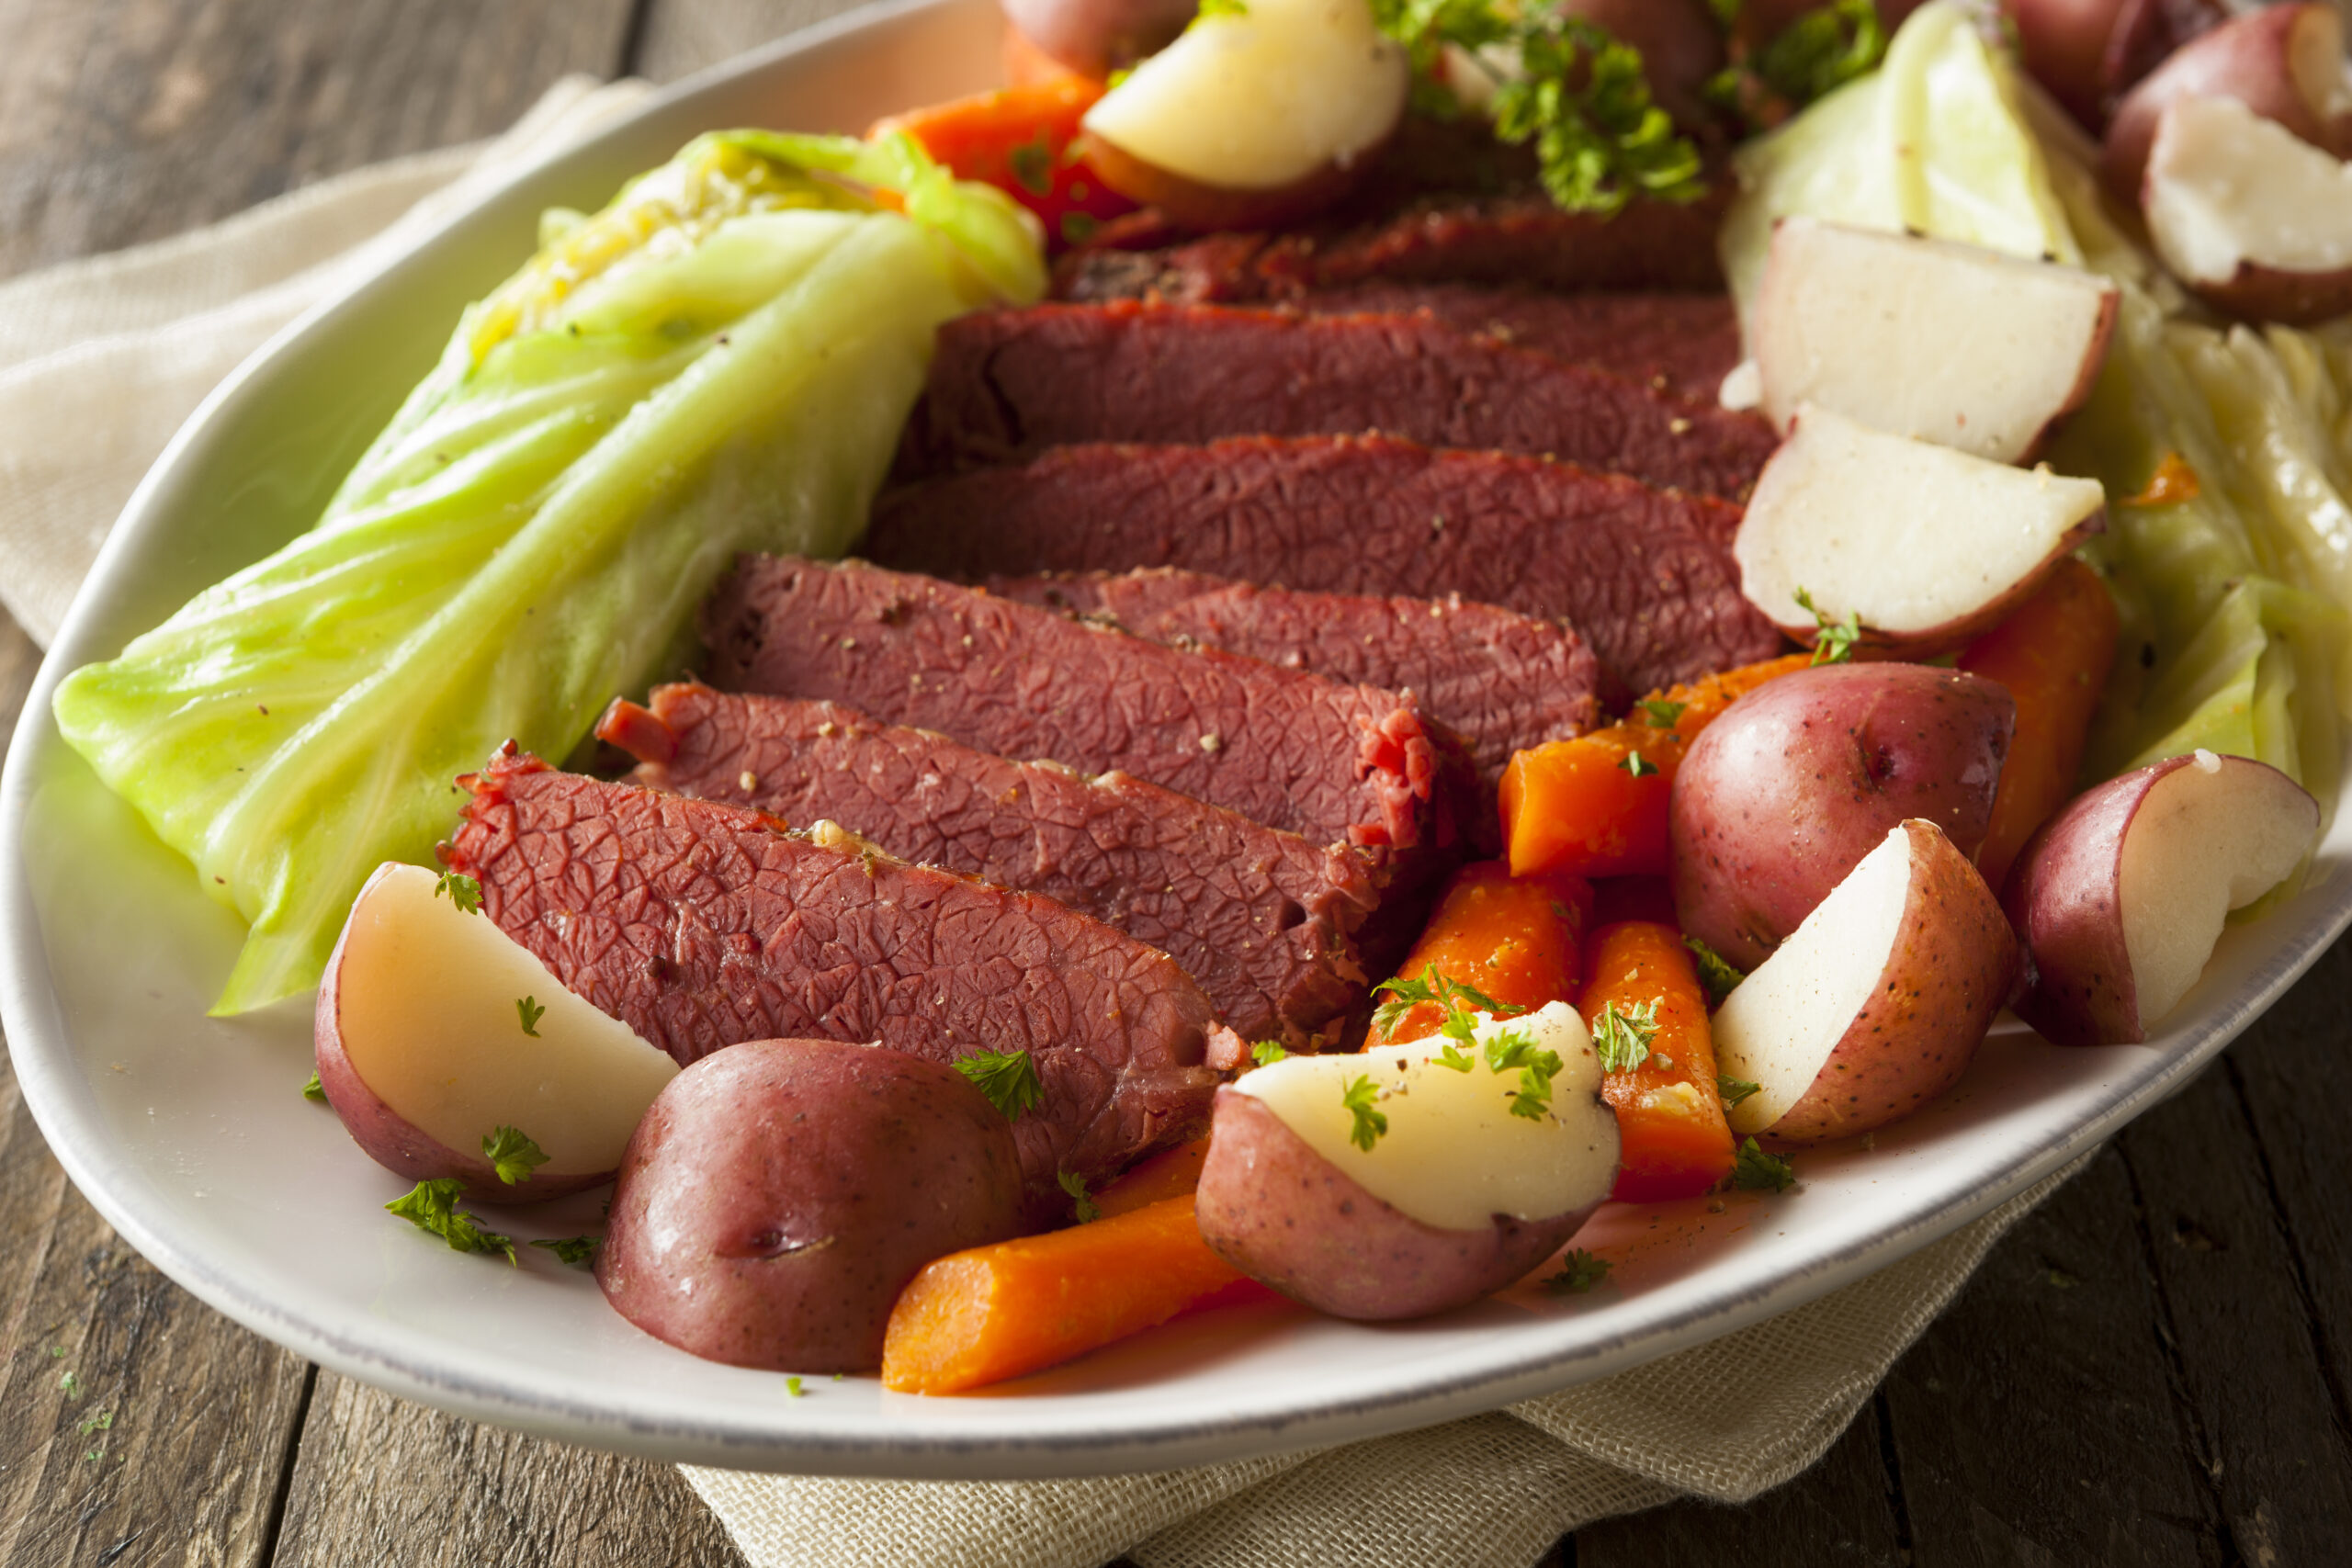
[
  {"x1": 956, "y1": 1048, "x2": 1046, "y2": 1122},
  {"x1": 1483, "y1": 1026, "x2": 1566, "y2": 1120},
  {"x1": 1007, "y1": 134, "x2": 1055, "y2": 197},
  {"x1": 1590, "y1": 998, "x2": 1661, "y2": 1075},
  {"x1": 1638, "y1": 698, "x2": 1687, "y2": 728},
  {"x1": 515, "y1": 995, "x2": 546, "y2": 1037},
  {"x1": 1058, "y1": 1169, "x2": 1101, "y2": 1224},
  {"x1": 1716, "y1": 1074, "x2": 1763, "y2": 1111},
  {"x1": 1683, "y1": 935, "x2": 1746, "y2": 1006},
  {"x1": 79, "y1": 1410, "x2": 114, "y2": 1436},
  {"x1": 1544, "y1": 1249, "x2": 1612, "y2": 1294},
  {"x1": 1250, "y1": 1040, "x2": 1291, "y2": 1067},
  {"x1": 1372, "y1": 964, "x2": 1521, "y2": 1040},
  {"x1": 1793, "y1": 587, "x2": 1860, "y2": 665},
  {"x1": 302, "y1": 1070, "x2": 328, "y2": 1103},
  {"x1": 434, "y1": 870, "x2": 483, "y2": 915},
  {"x1": 1195, "y1": 0, "x2": 1247, "y2": 17},
  {"x1": 530, "y1": 1235, "x2": 599, "y2": 1268},
  {"x1": 58, "y1": 1370, "x2": 82, "y2": 1400},
  {"x1": 481, "y1": 1125, "x2": 550, "y2": 1186},
  {"x1": 786, "y1": 1375, "x2": 806, "y2": 1398},
  {"x1": 1731, "y1": 1137, "x2": 1797, "y2": 1193},
  {"x1": 1341, "y1": 1074, "x2": 1390, "y2": 1152},
  {"x1": 1618, "y1": 750, "x2": 1659, "y2": 779},
  {"x1": 386, "y1": 1178, "x2": 517, "y2": 1263}
]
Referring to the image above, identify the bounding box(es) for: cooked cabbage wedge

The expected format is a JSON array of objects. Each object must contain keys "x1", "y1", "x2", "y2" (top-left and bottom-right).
[{"x1": 53, "y1": 131, "x2": 1045, "y2": 1015}]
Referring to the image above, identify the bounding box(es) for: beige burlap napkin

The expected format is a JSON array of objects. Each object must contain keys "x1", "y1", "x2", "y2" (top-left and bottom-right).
[{"x1": 0, "y1": 70, "x2": 2090, "y2": 1568}]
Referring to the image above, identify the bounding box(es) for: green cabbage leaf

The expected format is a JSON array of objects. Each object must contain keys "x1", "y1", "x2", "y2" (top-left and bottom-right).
[{"x1": 53, "y1": 131, "x2": 1044, "y2": 1014}]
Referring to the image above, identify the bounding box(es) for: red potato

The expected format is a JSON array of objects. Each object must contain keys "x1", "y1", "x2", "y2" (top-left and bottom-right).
[
  {"x1": 1195, "y1": 1004, "x2": 1618, "y2": 1319},
  {"x1": 2104, "y1": 2, "x2": 2352, "y2": 203},
  {"x1": 1000, "y1": 0, "x2": 1197, "y2": 80},
  {"x1": 1670, "y1": 662, "x2": 2015, "y2": 971},
  {"x1": 314, "y1": 863, "x2": 677, "y2": 1204},
  {"x1": 1713, "y1": 820, "x2": 2020, "y2": 1144},
  {"x1": 2005, "y1": 0, "x2": 2223, "y2": 131},
  {"x1": 2003, "y1": 751, "x2": 2320, "y2": 1047},
  {"x1": 1735, "y1": 406, "x2": 2108, "y2": 653},
  {"x1": 596, "y1": 1040, "x2": 1023, "y2": 1372},
  {"x1": 2143, "y1": 95, "x2": 2352, "y2": 325}
]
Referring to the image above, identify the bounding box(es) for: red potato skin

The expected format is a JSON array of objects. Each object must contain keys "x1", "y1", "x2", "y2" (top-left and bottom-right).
[
  {"x1": 1759, "y1": 513, "x2": 2108, "y2": 658},
  {"x1": 1670, "y1": 663, "x2": 2015, "y2": 971},
  {"x1": 2006, "y1": 0, "x2": 2224, "y2": 131},
  {"x1": 1193, "y1": 1089, "x2": 1603, "y2": 1321},
  {"x1": 311, "y1": 898, "x2": 605, "y2": 1207},
  {"x1": 596, "y1": 1040, "x2": 1023, "y2": 1373},
  {"x1": 2104, "y1": 2, "x2": 2352, "y2": 202},
  {"x1": 1078, "y1": 129, "x2": 1386, "y2": 234},
  {"x1": 2173, "y1": 259, "x2": 2352, "y2": 331},
  {"x1": 1001, "y1": 0, "x2": 1196, "y2": 80},
  {"x1": 1768, "y1": 821, "x2": 2020, "y2": 1144}
]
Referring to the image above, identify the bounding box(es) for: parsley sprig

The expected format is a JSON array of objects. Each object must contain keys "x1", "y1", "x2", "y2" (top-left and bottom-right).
[
  {"x1": 301, "y1": 1071, "x2": 327, "y2": 1104},
  {"x1": 956, "y1": 1048, "x2": 1045, "y2": 1122},
  {"x1": 1058, "y1": 1169, "x2": 1101, "y2": 1224},
  {"x1": 531, "y1": 1235, "x2": 599, "y2": 1268},
  {"x1": 1373, "y1": 964, "x2": 1521, "y2": 1041},
  {"x1": 482, "y1": 1125, "x2": 549, "y2": 1186},
  {"x1": 1638, "y1": 698, "x2": 1687, "y2": 728},
  {"x1": 1705, "y1": 0, "x2": 1886, "y2": 130},
  {"x1": 1683, "y1": 935, "x2": 1746, "y2": 1005},
  {"x1": 1732, "y1": 1136, "x2": 1797, "y2": 1192},
  {"x1": 1250, "y1": 1041, "x2": 1291, "y2": 1067},
  {"x1": 387, "y1": 1179, "x2": 515, "y2": 1263},
  {"x1": 1341, "y1": 1074, "x2": 1390, "y2": 1151},
  {"x1": 434, "y1": 870, "x2": 482, "y2": 914},
  {"x1": 1590, "y1": 998, "x2": 1661, "y2": 1075},
  {"x1": 1793, "y1": 587, "x2": 1860, "y2": 665},
  {"x1": 1483, "y1": 1025, "x2": 1566, "y2": 1120},
  {"x1": 515, "y1": 995, "x2": 546, "y2": 1037},
  {"x1": 1716, "y1": 1073, "x2": 1762, "y2": 1111},
  {"x1": 1544, "y1": 1248, "x2": 1612, "y2": 1294},
  {"x1": 1370, "y1": 0, "x2": 1707, "y2": 217}
]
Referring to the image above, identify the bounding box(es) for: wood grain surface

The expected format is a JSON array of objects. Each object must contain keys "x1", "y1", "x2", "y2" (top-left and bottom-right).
[{"x1": 1, "y1": 3, "x2": 2348, "y2": 1565}]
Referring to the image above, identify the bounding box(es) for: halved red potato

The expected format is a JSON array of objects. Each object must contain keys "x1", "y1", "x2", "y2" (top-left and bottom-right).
[
  {"x1": 1713, "y1": 819, "x2": 2020, "y2": 1144},
  {"x1": 313, "y1": 863, "x2": 678, "y2": 1203},
  {"x1": 2104, "y1": 1, "x2": 2352, "y2": 203},
  {"x1": 1195, "y1": 1003, "x2": 1618, "y2": 1320},
  {"x1": 1735, "y1": 406, "x2": 2108, "y2": 652},
  {"x1": 2005, "y1": 0, "x2": 2223, "y2": 132},
  {"x1": 2143, "y1": 96, "x2": 2352, "y2": 325},
  {"x1": 2003, "y1": 750, "x2": 2320, "y2": 1047},
  {"x1": 1001, "y1": 0, "x2": 1198, "y2": 80},
  {"x1": 1753, "y1": 220, "x2": 2118, "y2": 465},
  {"x1": 1669, "y1": 662, "x2": 2014, "y2": 971},
  {"x1": 1078, "y1": 0, "x2": 1408, "y2": 231}
]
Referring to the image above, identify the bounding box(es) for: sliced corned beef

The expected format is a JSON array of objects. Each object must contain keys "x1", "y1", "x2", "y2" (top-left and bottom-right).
[
  {"x1": 893, "y1": 302, "x2": 1778, "y2": 500},
  {"x1": 441, "y1": 747, "x2": 1227, "y2": 1200},
  {"x1": 865, "y1": 434, "x2": 1786, "y2": 694},
  {"x1": 699, "y1": 556, "x2": 1492, "y2": 866},
  {"x1": 599, "y1": 684, "x2": 1388, "y2": 1051},
  {"x1": 985, "y1": 568, "x2": 1603, "y2": 781}
]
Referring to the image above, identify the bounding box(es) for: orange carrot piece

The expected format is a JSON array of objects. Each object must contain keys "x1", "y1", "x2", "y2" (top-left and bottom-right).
[
  {"x1": 1382, "y1": 860, "x2": 1592, "y2": 1041},
  {"x1": 880, "y1": 1194, "x2": 1249, "y2": 1393},
  {"x1": 869, "y1": 79, "x2": 1136, "y2": 249},
  {"x1": 1499, "y1": 653, "x2": 1813, "y2": 880},
  {"x1": 1094, "y1": 1136, "x2": 1210, "y2": 1218},
  {"x1": 1578, "y1": 920, "x2": 1735, "y2": 1203},
  {"x1": 1959, "y1": 558, "x2": 2120, "y2": 894}
]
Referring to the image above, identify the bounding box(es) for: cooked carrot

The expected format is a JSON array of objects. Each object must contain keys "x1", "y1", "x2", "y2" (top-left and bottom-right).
[
  {"x1": 1094, "y1": 1136, "x2": 1210, "y2": 1217},
  {"x1": 1577, "y1": 920, "x2": 1736, "y2": 1203},
  {"x1": 880, "y1": 1194, "x2": 1253, "y2": 1393},
  {"x1": 869, "y1": 79, "x2": 1136, "y2": 249},
  {"x1": 1499, "y1": 653, "x2": 1813, "y2": 880},
  {"x1": 1959, "y1": 558, "x2": 2120, "y2": 894},
  {"x1": 1382, "y1": 860, "x2": 1592, "y2": 1041}
]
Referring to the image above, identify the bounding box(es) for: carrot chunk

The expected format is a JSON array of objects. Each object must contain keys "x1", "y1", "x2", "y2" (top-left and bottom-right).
[
  {"x1": 1499, "y1": 653, "x2": 1813, "y2": 880},
  {"x1": 1093, "y1": 1136, "x2": 1210, "y2": 1217},
  {"x1": 880, "y1": 1194, "x2": 1250, "y2": 1393},
  {"x1": 1381, "y1": 860, "x2": 1592, "y2": 1040},
  {"x1": 1959, "y1": 558, "x2": 2120, "y2": 894},
  {"x1": 1577, "y1": 920, "x2": 1735, "y2": 1203},
  {"x1": 869, "y1": 79, "x2": 1136, "y2": 249}
]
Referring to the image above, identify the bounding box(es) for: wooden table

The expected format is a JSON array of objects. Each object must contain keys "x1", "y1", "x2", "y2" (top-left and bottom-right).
[{"x1": 3, "y1": 3, "x2": 2349, "y2": 1562}]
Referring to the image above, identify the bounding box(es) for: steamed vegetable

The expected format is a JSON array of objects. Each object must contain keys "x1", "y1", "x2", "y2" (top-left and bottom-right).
[{"x1": 53, "y1": 132, "x2": 1044, "y2": 1014}]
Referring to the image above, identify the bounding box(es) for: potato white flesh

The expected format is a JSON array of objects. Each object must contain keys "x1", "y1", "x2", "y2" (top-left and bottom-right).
[
  {"x1": 1713, "y1": 829, "x2": 1913, "y2": 1135},
  {"x1": 2120, "y1": 750, "x2": 2321, "y2": 1022},
  {"x1": 1753, "y1": 219, "x2": 2118, "y2": 464},
  {"x1": 1080, "y1": 0, "x2": 1409, "y2": 192},
  {"x1": 1736, "y1": 405, "x2": 2106, "y2": 647},
  {"x1": 2145, "y1": 96, "x2": 2352, "y2": 300},
  {"x1": 1233, "y1": 1003, "x2": 1616, "y2": 1230},
  {"x1": 326, "y1": 863, "x2": 676, "y2": 1175}
]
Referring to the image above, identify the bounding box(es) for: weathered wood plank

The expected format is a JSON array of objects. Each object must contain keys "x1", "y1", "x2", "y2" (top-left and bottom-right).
[
  {"x1": 0, "y1": 0, "x2": 637, "y2": 281},
  {"x1": 268, "y1": 1375, "x2": 746, "y2": 1568},
  {"x1": 631, "y1": 0, "x2": 871, "y2": 81}
]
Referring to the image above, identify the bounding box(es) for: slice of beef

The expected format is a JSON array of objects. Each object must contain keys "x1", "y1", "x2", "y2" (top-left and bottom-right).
[
  {"x1": 599, "y1": 684, "x2": 1386, "y2": 1051},
  {"x1": 441, "y1": 747, "x2": 1228, "y2": 1202},
  {"x1": 896, "y1": 302, "x2": 1777, "y2": 501},
  {"x1": 865, "y1": 434, "x2": 1786, "y2": 694},
  {"x1": 700, "y1": 555, "x2": 1492, "y2": 863},
  {"x1": 985, "y1": 568, "x2": 1603, "y2": 781}
]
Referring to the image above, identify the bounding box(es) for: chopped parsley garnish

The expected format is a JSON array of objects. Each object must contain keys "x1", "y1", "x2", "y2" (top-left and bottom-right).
[
  {"x1": 1716, "y1": 1074, "x2": 1762, "y2": 1111},
  {"x1": 1618, "y1": 750, "x2": 1659, "y2": 778},
  {"x1": 956, "y1": 1048, "x2": 1045, "y2": 1121},
  {"x1": 1484, "y1": 1025, "x2": 1566, "y2": 1120},
  {"x1": 1341, "y1": 1074, "x2": 1389, "y2": 1151},
  {"x1": 1370, "y1": 0, "x2": 1705, "y2": 216},
  {"x1": 1683, "y1": 935, "x2": 1746, "y2": 1006},
  {"x1": 1590, "y1": 998, "x2": 1661, "y2": 1075},
  {"x1": 1250, "y1": 1040, "x2": 1291, "y2": 1067},
  {"x1": 1544, "y1": 1249, "x2": 1612, "y2": 1294},
  {"x1": 1707, "y1": 0, "x2": 1885, "y2": 127},
  {"x1": 1794, "y1": 587, "x2": 1860, "y2": 665},
  {"x1": 78, "y1": 1409, "x2": 113, "y2": 1435},
  {"x1": 530, "y1": 1235, "x2": 599, "y2": 1268},
  {"x1": 1006, "y1": 133, "x2": 1054, "y2": 197},
  {"x1": 1059, "y1": 212, "x2": 1100, "y2": 246},
  {"x1": 1731, "y1": 1137, "x2": 1797, "y2": 1192},
  {"x1": 302, "y1": 1071, "x2": 327, "y2": 1103},
  {"x1": 434, "y1": 870, "x2": 482, "y2": 914},
  {"x1": 1373, "y1": 964, "x2": 1522, "y2": 1040},
  {"x1": 1638, "y1": 698, "x2": 1687, "y2": 728},
  {"x1": 58, "y1": 1370, "x2": 81, "y2": 1400},
  {"x1": 786, "y1": 1375, "x2": 806, "y2": 1398},
  {"x1": 1191, "y1": 0, "x2": 1246, "y2": 23},
  {"x1": 1058, "y1": 1169, "x2": 1101, "y2": 1224},
  {"x1": 482, "y1": 1125, "x2": 549, "y2": 1186},
  {"x1": 386, "y1": 1178, "x2": 516, "y2": 1263},
  {"x1": 515, "y1": 995, "x2": 546, "y2": 1037}
]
